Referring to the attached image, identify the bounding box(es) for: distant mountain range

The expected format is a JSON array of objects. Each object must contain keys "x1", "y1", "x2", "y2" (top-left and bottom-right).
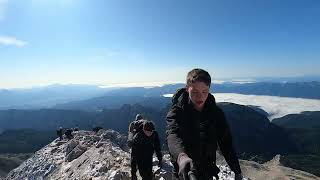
[
  {"x1": 0, "y1": 84, "x2": 108, "y2": 110},
  {"x1": 82, "y1": 81, "x2": 320, "y2": 100},
  {"x1": 1, "y1": 81, "x2": 320, "y2": 110},
  {"x1": 53, "y1": 91, "x2": 320, "y2": 121},
  {"x1": 0, "y1": 103, "x2": 304, "y2": 155},
  {"x1": 54, "y1": 96, "x2": 171, "y2": 111},
  {"x1": 273, "y1": 111, "x2": 320, "y2": 129},
  {"x1": 0, "y1": 102, "x2": 319, "y2": 176},
  {"x1": 273, "y1": 111, "x2": 320, "y2": 155},
  {"x1": 0, "y1": 153, "x2": 32, "y2": 178},
  {"x1": 213, "y1": 81, "x2": 320, "y2": 99},
  {"x1": 1, "y1": 80, "x2": 320, "y2": 176},
  {"x1": 0, "y1": 129, "x2": 56, "y2": 153}
]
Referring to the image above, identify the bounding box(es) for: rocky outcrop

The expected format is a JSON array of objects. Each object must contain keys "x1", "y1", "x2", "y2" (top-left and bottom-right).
[
  {"x1": 5, "y1": 130, "x2": 320, "y2": 180},
  {"x1": 217, "y1": 153, "x2": 320, "y2": 180},
  {"x1": 5, "y1": 130, "x2": 133, "y2": 180}
]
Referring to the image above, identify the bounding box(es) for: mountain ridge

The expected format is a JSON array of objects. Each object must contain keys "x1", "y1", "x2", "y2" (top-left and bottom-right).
[{"x1": 5, "y1": 129, "x2": 319, "y2": 180}]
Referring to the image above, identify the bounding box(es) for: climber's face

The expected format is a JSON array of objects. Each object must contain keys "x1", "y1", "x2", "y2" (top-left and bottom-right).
[
  {"x1": 143, "y1": 129, "x2": 153, "y2": 137},
  {"x1": 187, "y1": 81, "x2": 209, "y2": 112}
]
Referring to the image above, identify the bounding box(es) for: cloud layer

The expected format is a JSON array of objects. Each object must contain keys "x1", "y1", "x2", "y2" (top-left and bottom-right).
[
  {"x1": 0, "y1": 36, "x2": 27, "y2": 47},
  {"x1": 163, "y1": 93, "x2": 320, "y2": 120}
]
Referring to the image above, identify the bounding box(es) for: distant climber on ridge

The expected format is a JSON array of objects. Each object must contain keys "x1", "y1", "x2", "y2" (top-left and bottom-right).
[
  {"x1": 92, "y1": 126, "x2": 103, "y2": 133},
  {"x1": 64, "y1": 128, "x2": 73, "y2": 140},
  {"x1": 56, "y1": 127, "x2": 63, "y2": 141}
]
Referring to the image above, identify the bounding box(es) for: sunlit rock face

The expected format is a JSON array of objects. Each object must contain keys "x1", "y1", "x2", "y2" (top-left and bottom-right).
[{"x1": 6, "y1": 129, "x2": 319, "y2": 180}]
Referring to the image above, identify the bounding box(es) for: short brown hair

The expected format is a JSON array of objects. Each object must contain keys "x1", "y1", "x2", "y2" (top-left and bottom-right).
[
  {"x1": 186, "y1": 68, "x2": 211, "y2": 87},
  {"x1": 143, "y1": 121, "x2": 155, "y2": 131}
]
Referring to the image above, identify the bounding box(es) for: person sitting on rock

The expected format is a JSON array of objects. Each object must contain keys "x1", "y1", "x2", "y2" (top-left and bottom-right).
[
  {"x1": 56, "y1": 127, "x2": 63, "y2": 141},
  {"x1": 93, "y1": 126, "x2": 103, "y2": 133},
  {"x1": 129, "y1": 120, "x2": 162, "y2": 180},
  {"x1": 73, "y1": 126, "x2": 79, "y2": 131},
  {"x1": 64, "y1": 128, "x2": 73, "y2": 140}
]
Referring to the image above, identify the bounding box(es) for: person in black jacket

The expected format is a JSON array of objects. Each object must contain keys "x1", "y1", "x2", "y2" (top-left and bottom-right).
[
  {"x1": 129, "y1": 120, "x2": 162, "y2": 180},
  {"x1": 127, "y1": 114, "x2": 144, "y2": 179},
  {"x1": 64, "y1": 128, "x2": 73, "y2": 140},
  {"x1": 166, "y1": 68, "x2": 243, "y2": 180}
]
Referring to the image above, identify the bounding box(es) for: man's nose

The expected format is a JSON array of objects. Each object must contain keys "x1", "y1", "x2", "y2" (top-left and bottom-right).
[
  {"x1": 197, "y1": 94, "x2": 204, "y2": 99},
  {"x1": 195, "y1": 93, "x2": 201, "y2": 98}
]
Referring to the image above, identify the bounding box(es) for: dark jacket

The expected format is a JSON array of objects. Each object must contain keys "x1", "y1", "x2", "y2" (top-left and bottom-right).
[
  {"x1": 56, "y1": 129, "x2": 63, "y2": 137},
  {"x1": 166, "y1": 88, "x2": 241, "y2": 177},
  {"x1": 130, "y1": 120, "x2": 162, "y2": 165}
]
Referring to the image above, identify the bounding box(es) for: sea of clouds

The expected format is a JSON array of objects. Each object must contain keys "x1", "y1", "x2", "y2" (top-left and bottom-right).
[{"x1": 163, "y1": 93, "x2": 320, "y2": 120}]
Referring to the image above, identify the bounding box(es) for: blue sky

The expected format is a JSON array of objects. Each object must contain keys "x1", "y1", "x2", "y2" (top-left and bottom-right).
[{"x1": 0, "y1": 0, "x2": 319, "y2": 88}]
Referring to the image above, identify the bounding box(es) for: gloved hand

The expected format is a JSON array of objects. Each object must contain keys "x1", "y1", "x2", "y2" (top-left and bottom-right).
[
  {"x1": 177, "y1": 153, "x2": 194, "y2": 179},
  {"x1": 235, "y1": 173, "x2": 243, "y2": 180},
  {"x1": 131, "y1": 174, "x2": 137, "y2": 180},
  {"x1": 158, "y1": 160, "x2": 162, "y2": 168}
]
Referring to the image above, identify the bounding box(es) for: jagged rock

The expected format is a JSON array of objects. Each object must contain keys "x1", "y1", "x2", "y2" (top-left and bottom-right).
[
  {"x1": 100, "y1": 129, "x2": 129, "y2": 151},
  {"x1": 263, "y1": 154, "x2": 281, "y2": 167},
  {"x1": 6, "y1": 130, "x2": 157, "y2": 180},
  {"x1": 5, "y1": 129, "x2": 320, "y2": 180},
  {"x1": 95, "y1": 140, "x2": 108, "y2": 148},
  {"x1": 153, "y1": 154, "x2": 172, "y2": 180},
  {"x1": 65, "y1": 143, "x2": 87, "y2": 162},
  {"x1": 108, "y1": 170, "x2": 125, "y2": 180},
  {"x1": 65, "y1": 140, "x2": 79, "y2": 155}
]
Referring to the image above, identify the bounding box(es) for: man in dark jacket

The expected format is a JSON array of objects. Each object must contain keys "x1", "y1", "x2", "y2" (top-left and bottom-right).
[
  {"x1": 129, "y1": 120, "x2": 162, "y2": 180},
  {"x1": 166, "y1": 68, "x2": 243, "y2": 180},
  {"x1": 64, "y1": 128, "x2": 73, "y2": 140},
  {"x1": 127, "y1": 114, "x2": 144, "y2": 179},
  {"x1": 56, "y1": 127, "x2": 63, "y2": 141}
]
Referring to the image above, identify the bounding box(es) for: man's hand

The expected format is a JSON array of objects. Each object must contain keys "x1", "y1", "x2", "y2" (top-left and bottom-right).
[{"x1": 178, "y1": 153, "x2": 194, "y2": 179}]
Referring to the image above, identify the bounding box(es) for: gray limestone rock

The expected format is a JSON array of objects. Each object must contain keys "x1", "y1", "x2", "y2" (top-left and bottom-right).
[{"x1": 5, "y1": 129, "x2": 320, "y2": 180}]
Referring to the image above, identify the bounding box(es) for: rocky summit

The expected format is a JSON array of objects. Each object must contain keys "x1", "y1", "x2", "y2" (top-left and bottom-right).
[{"x1": 5, "y1": 129, "x2": 319, "y2": 180}]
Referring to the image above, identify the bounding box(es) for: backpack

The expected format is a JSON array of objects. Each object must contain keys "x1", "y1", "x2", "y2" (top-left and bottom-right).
[{"x1": 127, "y1": 120, "x2": 145, "y2": 147}]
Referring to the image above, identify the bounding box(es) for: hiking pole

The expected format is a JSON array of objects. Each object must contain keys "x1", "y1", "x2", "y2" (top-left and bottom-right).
[{"x1": 188, "y1": 171, "x2": 197, "y2": 180}]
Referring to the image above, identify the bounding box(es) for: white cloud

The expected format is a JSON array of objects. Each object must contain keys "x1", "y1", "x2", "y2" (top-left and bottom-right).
[
  {"x1": 0, "y1": 36, "x2": 28, "y2": 47},
  {"x1": 214, "y1": 93, "x2": 320, "y2": 120},
  {"x1": 163, "y1": 94, "x2": 173, "y2": 98},
  {"x1": 0, "y1": 0, "x2": 8, "y2": 21},
  {"x1": 162, "y1": 93, "x2": 320, "y2": 120}
]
